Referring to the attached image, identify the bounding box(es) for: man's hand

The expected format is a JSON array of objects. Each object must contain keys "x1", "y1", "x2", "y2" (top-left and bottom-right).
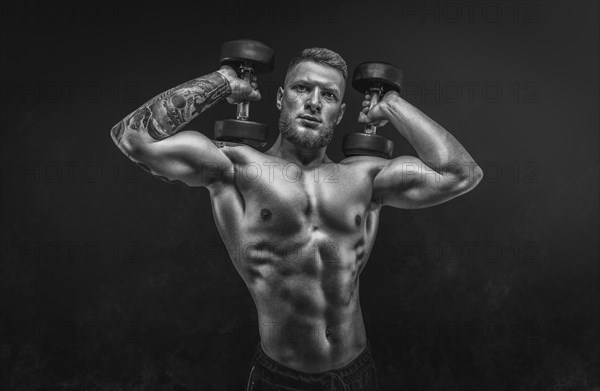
[
  {"x1": 358, "y1": 90, "x2": 400, "y2": 128},
  {"x1": 217, "y1": 65, "x2": 261, "y2": 104}
]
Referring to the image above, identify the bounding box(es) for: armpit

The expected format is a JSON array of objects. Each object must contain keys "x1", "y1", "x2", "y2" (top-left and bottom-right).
[{"x1": 211, "y1": 140, "x2": 247, "y2": 148}]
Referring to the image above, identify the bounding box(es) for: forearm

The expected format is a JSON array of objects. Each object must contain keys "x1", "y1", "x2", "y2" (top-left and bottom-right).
[
  {"x1": 110, "y1": 71, "x2": 231, "y2": 152},
  {"x1": 383, "y1": 93, "x2": 482, "y2": 179}
]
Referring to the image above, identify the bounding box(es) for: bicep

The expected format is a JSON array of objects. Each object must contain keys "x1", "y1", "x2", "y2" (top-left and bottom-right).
[
  {"x1": 123, "y1": 129, "x2": 234, "y2": 188},
  {"x1": 373, "y1": 155, "x2": 469, "y2": 209}
]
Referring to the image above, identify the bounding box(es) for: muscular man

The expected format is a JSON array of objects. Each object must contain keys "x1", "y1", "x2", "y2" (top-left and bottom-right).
[{"x1": 110, "y1": 48, "x2": 483, "y2": 390}]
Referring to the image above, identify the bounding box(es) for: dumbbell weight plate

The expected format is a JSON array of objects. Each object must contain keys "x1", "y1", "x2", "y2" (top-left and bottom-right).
[
  {"x1": 214, "y1": 119, "x2": 269, "y2": 149},
  {"x1": 352, "y1": 62, "x2": 403, "y2": 94},
  {"x1": 220, "y1": 39, "x2": 275, "y2": 74},
  {"x1": 342, "y1": 133, "x2": 394, "y2": 159}
]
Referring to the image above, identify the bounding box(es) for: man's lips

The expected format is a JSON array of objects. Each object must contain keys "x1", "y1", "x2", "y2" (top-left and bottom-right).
[{"x1": 298, "y1": 115, "x2": 321, "y2": 123}]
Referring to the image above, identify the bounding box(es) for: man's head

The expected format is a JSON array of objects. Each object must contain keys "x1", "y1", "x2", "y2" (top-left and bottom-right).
[{"x1": 276, "y1": 48, "x2": 347, "y2": 150}]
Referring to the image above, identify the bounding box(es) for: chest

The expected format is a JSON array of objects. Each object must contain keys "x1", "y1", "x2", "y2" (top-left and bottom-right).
[{"x1": 237, "y1": 162, "x2": 374, "y2": 235}]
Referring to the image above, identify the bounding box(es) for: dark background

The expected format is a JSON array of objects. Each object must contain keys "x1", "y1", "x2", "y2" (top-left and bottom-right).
[{"x1": 1, "y1": 1, "x2": 598, "y2": 390}]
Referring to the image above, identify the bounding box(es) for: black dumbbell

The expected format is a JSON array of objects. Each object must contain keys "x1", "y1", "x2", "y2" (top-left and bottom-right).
[
  {"x1": 214, "y1": 39, "x2": 275, "y2": 148},
  {"x1": 342, "y1": 62, "x2": 403, "y2": 159}
]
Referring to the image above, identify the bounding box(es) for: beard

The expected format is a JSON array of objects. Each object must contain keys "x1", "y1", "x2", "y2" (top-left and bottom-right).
[{"x1": 278, "y1": 111, "x2": 336, "y2": 150}]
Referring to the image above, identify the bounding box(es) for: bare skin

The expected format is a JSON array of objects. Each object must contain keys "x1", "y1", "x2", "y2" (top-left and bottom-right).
[{"x1": 111, "y1": 60, "x2": 483, "y2": 373}]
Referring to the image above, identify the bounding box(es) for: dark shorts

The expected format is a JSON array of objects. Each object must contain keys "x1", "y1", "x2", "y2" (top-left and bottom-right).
[{"x1": 246, "y1": 340, "x2": 378, "y2": 391}]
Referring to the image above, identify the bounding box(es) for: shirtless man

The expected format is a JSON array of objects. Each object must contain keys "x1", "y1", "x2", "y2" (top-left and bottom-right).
[{"x1": 110, "y1": 48, "x2": 483, "y2": 390}]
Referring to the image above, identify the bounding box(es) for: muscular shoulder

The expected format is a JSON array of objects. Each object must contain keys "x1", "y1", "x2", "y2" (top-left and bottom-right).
[{"x1": 208, "y1": 142, "x2": 282, "y2": 191}]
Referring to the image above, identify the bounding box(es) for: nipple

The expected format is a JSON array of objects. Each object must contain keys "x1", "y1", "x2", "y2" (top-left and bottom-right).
[
  {"x1": 355, "y1": 215, "x2": 362, "y2": 226},
  {"x1": 261, "y1": 208, "x2": 272, "y2": 220}
]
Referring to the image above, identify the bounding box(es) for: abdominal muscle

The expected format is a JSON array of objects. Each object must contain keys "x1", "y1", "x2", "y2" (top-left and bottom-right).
[
  {"x1": 207, "y1": 146, "x2": 381, "y2": 373},
  {"x1": 241, "y1": 236, "x2": 368, "y2": 373}
]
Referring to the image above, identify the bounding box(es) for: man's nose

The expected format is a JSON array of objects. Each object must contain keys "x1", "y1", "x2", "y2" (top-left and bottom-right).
[{"x1": 305, "y1": 88, "x2": 322, "y2": 112}]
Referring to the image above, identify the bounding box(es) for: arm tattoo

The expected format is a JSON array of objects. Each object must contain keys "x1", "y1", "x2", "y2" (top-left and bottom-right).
[
  {"x1": 134, "y1": 160, "x2": 189, "y2": 187},
  {"x1": 111, "y1": 120, "x2": 126, "y2": 144},
  {"x1": 111, "y1": 71, "x2": 231, "y2": 144}
]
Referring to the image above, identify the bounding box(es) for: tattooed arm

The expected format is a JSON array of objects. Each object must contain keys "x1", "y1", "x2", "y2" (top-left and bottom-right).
[{"x1": 110, "y1": 66, "x2": 260, "y2": 188}]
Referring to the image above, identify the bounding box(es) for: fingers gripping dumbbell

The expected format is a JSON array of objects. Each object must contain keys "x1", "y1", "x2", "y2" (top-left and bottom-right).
[
  {"x1": 342, "y1": 62, "x2": 403, "y2": 159},
  {"x1": 214, "y1": 39, "x2": 275, "y2": 148}
]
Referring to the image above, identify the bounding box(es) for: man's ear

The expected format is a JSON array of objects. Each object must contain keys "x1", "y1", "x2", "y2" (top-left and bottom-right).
[
  {"x1": 276, "y1": 87, "x2": 284, "y2": 111},
  {"x1": 336, "y1": 102, "x2": 346, "y2": 125}
]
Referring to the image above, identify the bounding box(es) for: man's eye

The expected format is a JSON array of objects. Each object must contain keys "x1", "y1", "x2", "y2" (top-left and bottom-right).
[
  {"x1": 324, "y1": 92, "x2": 335, "y2": 99},
  {"x1": 296, "y1": 85, "x2": 307, "y2": 91}
]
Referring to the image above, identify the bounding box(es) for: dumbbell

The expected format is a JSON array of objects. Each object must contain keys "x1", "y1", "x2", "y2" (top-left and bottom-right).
[
  {"x1": 214, "y1": 39, "x2": 275, "y2": 148},
  {"x1": 342, "y1": 62, "x2": 403, "y2": 158}
]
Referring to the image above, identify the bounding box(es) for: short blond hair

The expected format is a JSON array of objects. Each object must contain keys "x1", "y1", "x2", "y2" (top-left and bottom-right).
[{"x1": 286, "y1": 47, "x2": 348, "y2": 80}]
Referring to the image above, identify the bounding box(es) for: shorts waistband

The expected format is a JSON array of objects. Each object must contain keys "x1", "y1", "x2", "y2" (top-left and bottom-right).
[{"x1": 252, "y1": 340, "x2": 373, "y2": 389}]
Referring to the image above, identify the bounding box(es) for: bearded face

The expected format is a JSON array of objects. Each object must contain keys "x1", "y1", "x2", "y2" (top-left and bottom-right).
[
  {"x1": 276, "y1": 61, "x2": 346, "y2": 150},
  {"x1": 278, "y1": 106, "x2": 336, "y2": 150}
]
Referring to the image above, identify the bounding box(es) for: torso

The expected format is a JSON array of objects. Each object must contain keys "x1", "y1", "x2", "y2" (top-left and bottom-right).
[{"x1": 208, "y1": 144, "x2": 386, "y2": 373}]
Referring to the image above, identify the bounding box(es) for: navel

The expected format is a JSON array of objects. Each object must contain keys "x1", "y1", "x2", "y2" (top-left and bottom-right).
[{"x1": 261, "y1": 208, "x2": 272, "y2": 220}]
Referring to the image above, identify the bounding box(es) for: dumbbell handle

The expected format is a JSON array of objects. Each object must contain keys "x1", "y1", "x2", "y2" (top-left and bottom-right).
[
  {"x1": 365, "y1": 85, "x2": 383, "y2": 134},
  {"x1": 236, "y1": 64, "x2": 253, "y2": 120}
]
